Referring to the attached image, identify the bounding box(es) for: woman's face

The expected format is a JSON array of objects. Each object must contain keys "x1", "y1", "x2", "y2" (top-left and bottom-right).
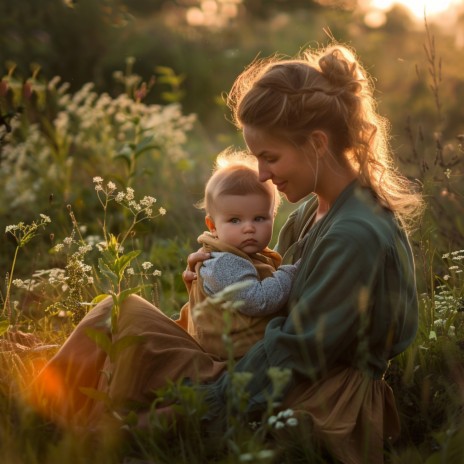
[{"x1": 243, "y1": 125, "x2": 317, "y2": 203}]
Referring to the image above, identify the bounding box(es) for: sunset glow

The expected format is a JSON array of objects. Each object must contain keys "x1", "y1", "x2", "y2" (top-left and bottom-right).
[{"x1": 369, "y1": 0, "x2": 460, "y2": 19}]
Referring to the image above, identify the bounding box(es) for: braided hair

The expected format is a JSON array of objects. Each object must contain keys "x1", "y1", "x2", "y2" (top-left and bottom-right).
[{"x1": 227, "y1": 44, "x2": 423, "y2": 232}]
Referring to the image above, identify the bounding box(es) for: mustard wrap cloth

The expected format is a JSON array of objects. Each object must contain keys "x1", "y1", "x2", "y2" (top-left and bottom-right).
[{"x1": 175, "y1": 231, "x2": 287, "y2": 359}]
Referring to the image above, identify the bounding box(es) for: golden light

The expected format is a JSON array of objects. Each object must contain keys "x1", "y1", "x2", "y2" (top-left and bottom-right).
[{"x1": 369, "y1": 0, "x2": 460, "y2": 19}]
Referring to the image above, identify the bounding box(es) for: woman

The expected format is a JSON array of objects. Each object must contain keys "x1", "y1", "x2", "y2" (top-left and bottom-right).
[{"x1": 32, "y1": 44, "x2": 423, "y2": 464}]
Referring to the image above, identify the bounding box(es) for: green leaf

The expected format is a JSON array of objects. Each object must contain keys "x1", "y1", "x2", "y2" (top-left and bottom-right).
[
  {"x1": 79, "y1": 387, "x2": 110, "y2": 404},
  {"x1": 0, "y1": 320, "x2": 10, "y2": 337},
  {"x1": 116, "y1": 285, "x2": 146, "y2": 305},
  {"x1": 115, "y1": 250, "x2": 141, "y2": 277},
  {"x1": 161, "y1": 91, "x2": 185, "y2": 103},
  {"x1": 134, "y1": 136, "x2": 158, "y2": 159},
  {"x1": 109, "y1": 334, "x2": 146, "y2": 362},
  {"x1": 98, "y1": 257, "x2": 119, "y2": 288},
  {"x1": 114, "y1": 153, "x2": 132, "y2": 169},
  {"x1": 155, "y1": 65, "x2": 175, "y2": 76},
  {"x1": 117, "y1": 144, "x2": 133, "y2": 157},
  {"x1": 84, "y1": 327, "x2": 112, "y2": 355},
  {"x1": 91, "y1": 293, "x2": 110, "y2": 305}
]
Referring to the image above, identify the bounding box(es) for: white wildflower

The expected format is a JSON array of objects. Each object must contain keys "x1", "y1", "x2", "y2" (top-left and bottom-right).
[
  {"x1": 268, "y1": 416, "x2": 277, "y2": 426},
  {"x1": 126, "y1": 267, "x2": 135, "y2": 276},
  {"x1": 153, "y1": 270, "x2": 162, "y2": 277},
  {"x1": 286, "y1": 417, "x2": 299, "y2": 427},
  {"x1": 78, "y1": 244, "x2": 92, "y2": 254},
  {"x1": 159, "y1": 207, "x2": 166, "y2": 216},
  {"x1": 125, "y1": 187, "x2": 135, "y2": 201},
  {"x1": 277, "y1": 409, "x2": 294, "y2": 419},
  {"x1": 39, "y1": 214, "x2": 51, "y2": 223},
  {"x1": 142, "y1": 262, "x2": 153, "y2": 270},
  {"x1": 140, "y1": 196, "x2": 156, "y2": 207}
]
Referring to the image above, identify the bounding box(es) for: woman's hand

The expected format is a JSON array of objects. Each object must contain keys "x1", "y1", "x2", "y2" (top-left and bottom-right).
[{"x1": 182, "y1": 249, "x2": 211, "y2": 291}]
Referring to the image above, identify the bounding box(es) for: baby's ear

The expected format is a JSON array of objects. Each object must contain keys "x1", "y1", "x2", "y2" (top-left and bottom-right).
[{"x1": 205, "y1": 215, "x2": 216, "y2": 232}]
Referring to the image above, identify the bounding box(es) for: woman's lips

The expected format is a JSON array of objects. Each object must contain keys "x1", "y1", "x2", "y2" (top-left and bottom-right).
[{"x1": 274, "y1": 181, "x2": 287, "y2": 192}]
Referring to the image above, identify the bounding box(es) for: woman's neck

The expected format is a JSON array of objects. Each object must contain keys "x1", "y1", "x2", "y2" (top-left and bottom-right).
[{"x1": 315, "y1": 169, "x2": 358, "y2": 221}]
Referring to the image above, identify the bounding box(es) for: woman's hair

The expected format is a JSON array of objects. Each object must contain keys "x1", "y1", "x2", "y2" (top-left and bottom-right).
[
  {"x1": 227, "y1": 43, "x2": 424, "y2": 232},
  {"x1": 198, "y1": 149, "x2": 281, "y2": 216}
]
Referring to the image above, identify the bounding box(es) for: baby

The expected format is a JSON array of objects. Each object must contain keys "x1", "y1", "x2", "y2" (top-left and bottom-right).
[{"x1": 176, "y1": 151, "x2": 297, "y2": 359}]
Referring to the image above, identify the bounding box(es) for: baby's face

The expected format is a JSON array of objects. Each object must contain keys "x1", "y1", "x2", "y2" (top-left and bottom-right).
[{"x1": 208, "y1": 193, "x2": 274, "y2": 255}]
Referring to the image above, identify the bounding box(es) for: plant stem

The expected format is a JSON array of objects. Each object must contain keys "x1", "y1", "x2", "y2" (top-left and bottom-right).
[{"x1": 2, "y1": 245, "x2": 19, "y2": 321}]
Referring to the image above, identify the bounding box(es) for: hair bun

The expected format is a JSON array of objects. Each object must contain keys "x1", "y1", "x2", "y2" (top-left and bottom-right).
[{"x1": 318, "y1": 48, "x2": 363, "y2": 95}]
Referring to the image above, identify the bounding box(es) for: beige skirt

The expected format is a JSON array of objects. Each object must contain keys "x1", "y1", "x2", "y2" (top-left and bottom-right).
[
  {"x1": 29, "y1": 295, "x2": 399, "y2": 463},
  {"x1": 280, "y1": 366, "x2": 400, "y2": 464}
]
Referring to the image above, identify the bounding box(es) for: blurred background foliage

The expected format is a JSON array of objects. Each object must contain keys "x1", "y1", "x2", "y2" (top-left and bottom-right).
[{"x1": 1, "y1": 0, "x2": 463, "y2": 302}]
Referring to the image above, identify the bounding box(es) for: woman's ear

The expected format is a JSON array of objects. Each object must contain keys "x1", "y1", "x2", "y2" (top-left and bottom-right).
[
  {"x1": 205, "y1": 215, "x2": 216, "y2": 233},
  {"x1": 309, "y1": 130, "x2": 329, "y2": 157}
]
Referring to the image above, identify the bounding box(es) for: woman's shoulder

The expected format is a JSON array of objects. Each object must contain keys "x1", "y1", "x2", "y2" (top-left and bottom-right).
[{"x1": 327, "y1": 186, "x2": 403, "y2": 249}]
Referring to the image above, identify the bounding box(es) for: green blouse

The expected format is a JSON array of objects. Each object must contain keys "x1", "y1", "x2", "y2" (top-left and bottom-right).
[{"x1": 201, "y1": 180, "x2": 418, "y2": 415}]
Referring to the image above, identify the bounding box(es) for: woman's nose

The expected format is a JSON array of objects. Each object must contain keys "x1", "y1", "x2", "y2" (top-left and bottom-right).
[
  {"x1": 258, "y1": 170, "x2": 271, "y2": 182},
  {"x1": 258, "y1": 162, "x2": 271, "y2": 182}
]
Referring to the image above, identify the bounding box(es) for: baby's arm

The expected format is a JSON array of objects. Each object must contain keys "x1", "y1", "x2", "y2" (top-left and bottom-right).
[{"x1": 200, "y1": 252, "x2": 298, "y2": 316}]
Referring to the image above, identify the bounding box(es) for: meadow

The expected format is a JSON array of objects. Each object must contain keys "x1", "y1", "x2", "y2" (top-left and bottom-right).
[{"x1": 1, "y1": 1, "x2": 464, "y2": 462}]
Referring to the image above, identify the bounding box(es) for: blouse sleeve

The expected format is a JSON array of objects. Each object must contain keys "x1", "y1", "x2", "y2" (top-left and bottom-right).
[
  {"x1": 200, "y1": 252, "x2": 298, "y2": 316},
  {"x1": 198, "y1": 220, "x2": 413, "y2": 417}
]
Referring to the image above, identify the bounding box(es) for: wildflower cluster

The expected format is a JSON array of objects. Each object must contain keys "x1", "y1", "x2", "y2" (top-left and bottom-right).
[
  {"x1": 3, "y1": 214, "x2": 52, "y2": 320},
  {"x1": 93, "y1": 177, "x2": 166, "y2": 230},
  {"x1": 441, "y1": 250, "x2": 464, "y2": 282},
  {"x1": 267, "y1": 409, "x2": 299, "y2": 430},
  {"x1": 428, "y1": 250, "x2": 464, "y2": 340},
  {"x1": 125, "y1": 261, "x2": 162, "y2": 280},
  {"x1": 47, "y1": 231, "x2": 96, "y2": 323},
  {"x1": 5, "y1": 214, "x2": 51, "y2": 248},
  {"x1": 0, "y1": 74, "x2": 195, "y2": 218}
]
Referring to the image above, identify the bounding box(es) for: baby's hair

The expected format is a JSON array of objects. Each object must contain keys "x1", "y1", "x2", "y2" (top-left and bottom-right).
[{"x1": 198, "y1": 148, "x2": 281, "y2": 216}]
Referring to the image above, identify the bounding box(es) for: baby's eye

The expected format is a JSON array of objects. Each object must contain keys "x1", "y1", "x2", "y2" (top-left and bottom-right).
[
  {"x1": 230, "y1": 218, "x2": 240, "y2": 224},
  {"x1": 255, "y1": 216, "x2": 267, "y2": 222}
]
